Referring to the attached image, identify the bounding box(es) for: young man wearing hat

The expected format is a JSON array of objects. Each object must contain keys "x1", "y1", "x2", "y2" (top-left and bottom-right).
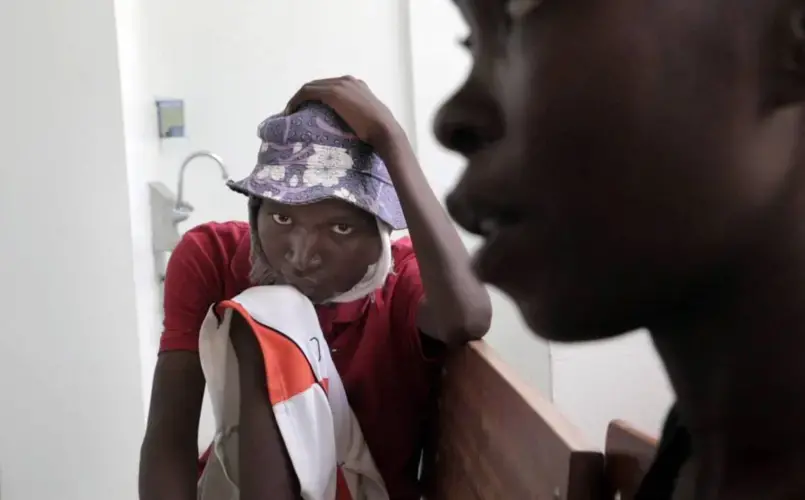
[{"x1": 139, "y1": 76, "x2": 492, "y2": 500}]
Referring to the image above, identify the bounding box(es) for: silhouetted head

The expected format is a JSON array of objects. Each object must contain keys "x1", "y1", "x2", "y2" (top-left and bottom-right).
[
  {"x1": 229, "y1": 103, "x2": 405, "y2": 303},
  {"x1": 437, "y1": 0, "x2": 805, "y2": 341}
]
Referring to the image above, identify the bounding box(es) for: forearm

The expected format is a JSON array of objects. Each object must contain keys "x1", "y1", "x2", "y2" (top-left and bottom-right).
[
  {"x1": 377, "y1": 129, "x2": 492, "y2": 340},
  {"x1": 139, "y1": 434, "x2": 199, "y2": 500},
  {"x1": 236, "y1": 336, "x2": 300, "y2": 500}
]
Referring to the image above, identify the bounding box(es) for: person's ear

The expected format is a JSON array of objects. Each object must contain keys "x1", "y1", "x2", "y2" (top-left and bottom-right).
[{"x1": 768, "y1": 2, "x2": 805, "y2": 108}]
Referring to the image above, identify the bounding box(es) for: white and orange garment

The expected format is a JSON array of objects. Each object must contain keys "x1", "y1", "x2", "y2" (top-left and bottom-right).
[{"x1": 196, "y1": 285, "x2": 389, "y2": 500}]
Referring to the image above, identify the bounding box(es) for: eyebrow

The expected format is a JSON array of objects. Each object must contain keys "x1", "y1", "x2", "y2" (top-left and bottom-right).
[
  {"x1": 326, "y1": 212, "x2": 372, "y2": 225},
  {"x1": 261, "y1": 201, "x2": 285, "y2": 212}
]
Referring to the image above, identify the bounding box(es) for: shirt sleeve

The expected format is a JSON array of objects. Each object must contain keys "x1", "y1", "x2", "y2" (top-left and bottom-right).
[
  {"x1": 159, "y1": 228, "x2": 223, "y2": 353},
  {"x1": 389, "y1": 244, "x2": 446, "y2": 362}
]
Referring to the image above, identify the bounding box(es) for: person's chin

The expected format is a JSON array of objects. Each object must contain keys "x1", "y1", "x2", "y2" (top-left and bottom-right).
[
  {"x1": 299, "y1": 287, "x2": 331, "y2": 305},
  {"x1": 472, "y1": 231, "x2": 634, "y2": 342},
  {"x1": 281, "y1": 276, "x2": 322, "y2": 301},
  {"x1": 512, "y1": 290, "x2": 636, "y2": 343},
  {"x1": 308, "y1": 295, "x2": 328, "y2": 305}
]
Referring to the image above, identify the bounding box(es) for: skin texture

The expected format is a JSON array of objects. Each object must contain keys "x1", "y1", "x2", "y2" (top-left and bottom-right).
[
  {"x1": 140, "y1": 352, "x2": 205, "y2": 500},
  {"x1": 253, "y1": 198, "x2": 383, "y2": 304},
  {"x1": 230, "y1": 314, "x2": 300, "y2": 500},
  {"x1": 437, "y1": 0, "x2": 805, "y2": 498}
]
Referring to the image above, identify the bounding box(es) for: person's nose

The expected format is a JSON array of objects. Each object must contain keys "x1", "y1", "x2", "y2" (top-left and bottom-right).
[
  {"x1": 433, "y1": 73, "x2": 504, "y2": 156},
  {"x1": 436, "y1": 73, "x2": 508, "y2": 234},
  {"x1": 285, "y1": 229, "x2": 323, "y2": 274}
]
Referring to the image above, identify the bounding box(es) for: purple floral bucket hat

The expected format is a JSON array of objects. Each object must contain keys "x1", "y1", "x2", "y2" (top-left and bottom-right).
[{"x1": 227, "y1": 102, "x2": 406, "y2": 230}]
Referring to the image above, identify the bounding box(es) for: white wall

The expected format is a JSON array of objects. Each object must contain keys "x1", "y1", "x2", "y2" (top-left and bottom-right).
[
  {"x1": 551, "y1": 333, "x2": 674, "y2": 446},
  {"x1": 114, "y1": 0, "x2": 163, "y2": 413},
  {"x1": 406, "y1": 1, "x2": 674, "y2": 445},
  {"x1": 142, "y1": 0, "x2": 416, "y2": 232},
  {"x1": 0, "y1": 0, "x2": 145, "y2": 497}
]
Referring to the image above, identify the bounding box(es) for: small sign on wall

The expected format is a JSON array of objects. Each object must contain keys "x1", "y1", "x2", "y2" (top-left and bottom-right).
[{"x1": 155, "y1": 99, "x2": 185, "y2": 138}]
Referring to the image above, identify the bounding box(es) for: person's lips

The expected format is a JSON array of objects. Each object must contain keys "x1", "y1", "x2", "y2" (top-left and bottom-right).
[
  {"x1": 447, "y1": 188, "x2": 529, "y2": 290},
  {"x1": 460, "y1": 206, "x2": 529, "y2": 289},
  {"x1": 471, "y1": 219, "x2": 522, "y2": 283}
]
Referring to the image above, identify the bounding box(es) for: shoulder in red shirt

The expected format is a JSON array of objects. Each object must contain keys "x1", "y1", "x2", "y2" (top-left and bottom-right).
[{"x1": 160, "y1": 221, "x2": 442, "y2": 499}]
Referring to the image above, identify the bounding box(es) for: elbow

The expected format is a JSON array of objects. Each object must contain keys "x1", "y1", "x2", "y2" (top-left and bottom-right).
[
  {"x1": 448, "y1": 296, "x2": 493, "y2": 344},
  {"x1": 466, "y1": 288, "x2": 493, "y2": 340},
  {"x1": 466, "y1": 304, "x2": 493, "y2": 341}
]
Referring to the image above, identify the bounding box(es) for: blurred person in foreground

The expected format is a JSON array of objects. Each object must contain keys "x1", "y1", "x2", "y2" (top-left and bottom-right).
[{"x1": 438, "y1": 0, "x2": 805, "y2": 498}]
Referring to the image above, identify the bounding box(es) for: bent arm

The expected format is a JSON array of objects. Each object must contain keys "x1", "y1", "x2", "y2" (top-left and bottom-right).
[
  {"x1": 283, "y1": 77, "x2": 491, "y2": 344},
  {"x1": 376, "y1": 129, "x2": 492, "y2": 344}
]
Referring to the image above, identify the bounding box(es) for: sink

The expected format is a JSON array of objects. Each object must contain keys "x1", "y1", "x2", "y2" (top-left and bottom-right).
[
  {"x1": 149, "y1": 181, "x2": 189, "y2": 253},
  {"x1": 149, "y1": 151, "x2": 230, "y2": 281}
]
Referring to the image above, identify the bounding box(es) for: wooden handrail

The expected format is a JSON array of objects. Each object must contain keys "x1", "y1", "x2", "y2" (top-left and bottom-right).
[
  {"x1": 422, "y1": 341, "x2": 607, "y2": 500},
  {"x1": 604, "y1": 420, "x2": 659, "y2": 500}
]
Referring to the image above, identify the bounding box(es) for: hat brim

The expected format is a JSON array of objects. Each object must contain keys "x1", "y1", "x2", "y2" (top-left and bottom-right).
[{"x1": 227, "y1": 172, "x2": 407, "y2": 231}]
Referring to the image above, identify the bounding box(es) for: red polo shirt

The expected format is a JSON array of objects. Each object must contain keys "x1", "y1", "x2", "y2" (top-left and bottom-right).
[{"x1": 160, "y1": 221, "x2": 441, "y2": 500}]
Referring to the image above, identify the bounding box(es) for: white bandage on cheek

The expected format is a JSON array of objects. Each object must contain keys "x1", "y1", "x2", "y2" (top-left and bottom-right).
[{"x1": 327, "y1": 219, "x2": 393, "y2": 304}]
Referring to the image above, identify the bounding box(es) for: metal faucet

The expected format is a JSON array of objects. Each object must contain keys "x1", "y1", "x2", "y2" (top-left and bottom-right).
[{"x1": 176, "y1": 151, "x2": 230, "y2": 208}]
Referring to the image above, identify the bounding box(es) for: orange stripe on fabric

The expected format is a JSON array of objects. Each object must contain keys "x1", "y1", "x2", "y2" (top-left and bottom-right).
[{"x1": 217, "y1": 300, "x2": 316, "y2": 404}]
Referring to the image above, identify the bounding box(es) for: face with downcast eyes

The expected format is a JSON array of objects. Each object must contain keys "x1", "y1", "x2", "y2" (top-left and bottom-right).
[
  {"x1": 251, "y1": 198, "x2": 381, "y2": 303},
  {"x1": 437, "y1": 0, "x2": 804, "y2": 340}
]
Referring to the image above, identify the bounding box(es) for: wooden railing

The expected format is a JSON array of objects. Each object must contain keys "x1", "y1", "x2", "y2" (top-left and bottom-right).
[
  {"x1": 421, "y1": 341, "x2": 659, "y2": 500},
  {"x1": 604, "y1": 421, "x2": 658, "y2": 500}
]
